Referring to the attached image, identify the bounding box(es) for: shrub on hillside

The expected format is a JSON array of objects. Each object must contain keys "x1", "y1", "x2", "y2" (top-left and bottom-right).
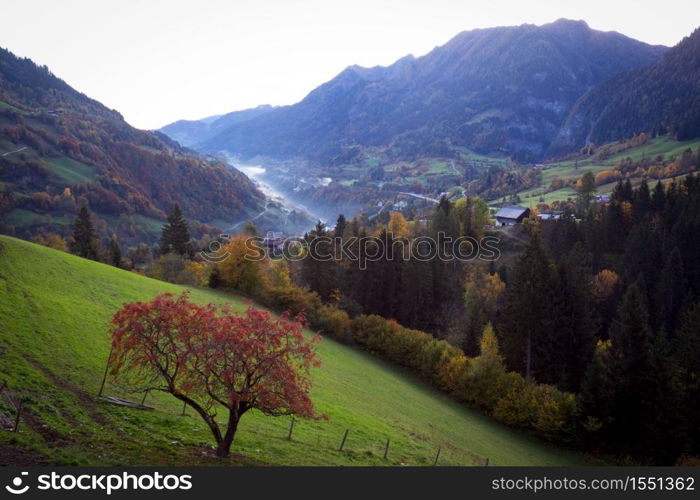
[
  {"x1": 313, "y1": 305, "x2": 352, "y2": 343},
  {"x1": 149, "y1": 253, "x2": 199, "y2": 286},
  {"x1": 493, "y1": 376, "x2": 576, "y2": 441},
  {"x1": 454, "y1": 324, "x2": 511, "y2": 411},
  {"x1": 415, "y1": 338, "x2": 462, "y2": 386},
  {"x1": 439, "y1": 355, "x2": 469, "y2": 392}
]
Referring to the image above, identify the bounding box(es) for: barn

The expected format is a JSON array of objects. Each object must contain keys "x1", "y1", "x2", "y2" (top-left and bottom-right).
[{"x1": 494, "y1": 205, "x2": 530, "y2": 226}]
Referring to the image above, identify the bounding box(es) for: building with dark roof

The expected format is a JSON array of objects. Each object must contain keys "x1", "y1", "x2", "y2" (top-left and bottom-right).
[{"x1": 494, "y1": 205, "x2": 530, "y2": 226}]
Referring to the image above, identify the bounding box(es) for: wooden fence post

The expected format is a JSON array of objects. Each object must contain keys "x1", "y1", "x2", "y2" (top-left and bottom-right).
[
  {"x1": 383, "y1": 439, "x2": 390, "y2": 459},
  {"x1": 339, "y1": 429, "x2": 349, "y2": 451},
  {"x1": 12, "y1": 399, "x2": 23, "y2": 433},
  {"x1": 287, "y1": 417, "x2": 296, "y2": 440},
  {"x1": 433, "y1": 446, "x2": 441, "y2": 466},
  {"x1": 140, "y1": 389, "x2": 149, "y2": 406},
  {"x1": 97, "y1": 345, "x2": 114, "y2": 397}
]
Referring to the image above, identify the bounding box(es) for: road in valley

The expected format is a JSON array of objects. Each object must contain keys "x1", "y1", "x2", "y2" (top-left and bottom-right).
[{"x1": 1, "y1": 146, "x2": 27, "y2": 157}]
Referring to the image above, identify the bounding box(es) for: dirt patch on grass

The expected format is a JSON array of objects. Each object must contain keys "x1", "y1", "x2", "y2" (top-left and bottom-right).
[
  {"x1": 25, "y1": 357, "x2": 107, "y2": 425},
  {"x1": 20, "y1": 410, "x2": 66, "y2": 444},
  {"x1": 0, "y1": 444, "x2": 50, "y2": 465}
]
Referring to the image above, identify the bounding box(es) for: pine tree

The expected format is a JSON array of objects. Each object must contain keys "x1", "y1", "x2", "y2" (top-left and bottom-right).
[
  {"x1": 651, "y1": 181, "x2": 666, "y2": 213},
  {"x1": 606, "y1": 278, "x2": 657, "y2": 454},
  {"x1": 552, "y1": 244, "x2": 597, "y2": 391},
  {"x1": 633, "y1": 179, "x2": 651, "y2": 220},
  {"x1": 160, "y1": 204, "x2": 191, "y2": 256},
  {"x1": 334, "y1": 214, "x2": 347, "y2": 240},
  {"x1": 431, "y1": 196, "x2": 459, "y2": 241},
  {"x1": 71, "y1": 205, "x2": 97, "y2": 260},
  {"x1": 578, "y1": 171, "x2": 596, "y2": 209},
  {"x1": 655, "y1": 247, "x2": 686, "y2": 333},
  {"x1": 500, "y1": 236, "x2": 556, "y2": 379},
  {"x1": 301, "y1": 220, "x2": 337, "y2": 301},
  {"x1": 109, "y1": 235, "x2": 122, "y2": 268},
  {"x1": 672, "y1": 302, "x2": 700, "y2": 456},
  {"x1": 623, "y1": 223, "x2": 661, "y2": 299},
  {"x1": 398, "y1": 254, "x2": 435, "y2": 331}
]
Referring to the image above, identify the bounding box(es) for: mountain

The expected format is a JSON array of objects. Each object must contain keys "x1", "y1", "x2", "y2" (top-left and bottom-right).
[
  {"x1": 551, "y1": 27, "x2": 700, "y2": 154},
  {"x1": 0, "y1": 47, "x2": 265, "y2": 244},
  {"x1": 160, "y1": 104, "x2": 275, "y2": 148},
  {"x1": 190, "y1": 19, "x2": 666, "y2": 163}
]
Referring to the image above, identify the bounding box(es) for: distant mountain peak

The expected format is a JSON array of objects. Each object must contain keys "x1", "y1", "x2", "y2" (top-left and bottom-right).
[{"x1": 546, "y1": 18, "x2": 590, "y2": 28}]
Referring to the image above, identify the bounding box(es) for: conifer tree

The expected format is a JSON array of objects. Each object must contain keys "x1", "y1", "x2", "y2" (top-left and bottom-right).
[
  {"x1": 578, "y1": 171, "x2": 596, "y2": 209},
  {"x1": 500, "y1": 236, "x2": 556, "y2": 379},
  {"x1": 160, "y1": 204, "x2": 191, "y2": 256},
  {"x1": 633, "y1": 179, "x2": 651, "y2": 220},
  {"x1": 655, "y1": 247, "x2": 686, "y2": 333},
  {"x1": 606, "y1": 278, "x2": 657, "y2": 453},
  {"x1": 673, "y1": 302, "x2": 700, "y2": 455},
  {"x1": 552, "y1": 244, "x2": 597, "y2": 391},
  {"x1": 71, "y1": 205, "x2": 97, "y2": 260},
  {"x1": 334, "y1": 214, "x2": 347, "y2": 240},
  {"x1": 301, "y1": 220, "x2": 337, "y2": 301},
  {"x1": 651, "y1": 181, "x2": 666, "y2": 213},
  {"x1": 109, "y1": 235, "x2": 122, "y2": 268}
]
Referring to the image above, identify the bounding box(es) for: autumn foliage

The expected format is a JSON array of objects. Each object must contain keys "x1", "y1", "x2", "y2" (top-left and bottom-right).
[{"x1": 109, "y1": 292, "x2": 321, "y2": 457}]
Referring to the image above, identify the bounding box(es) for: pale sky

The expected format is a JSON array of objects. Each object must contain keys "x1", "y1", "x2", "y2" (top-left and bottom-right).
[{"x1": 2, "y1": 0, "x2": 697, "y2": 129}]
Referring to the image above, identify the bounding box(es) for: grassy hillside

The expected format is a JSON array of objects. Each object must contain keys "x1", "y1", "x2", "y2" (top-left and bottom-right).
[
  {"x1": 513, "y1": 135, "x2": 700, "y2": 207},
  {"x1": 0, "y1": 236, "x2": 588, "y2": 466}
]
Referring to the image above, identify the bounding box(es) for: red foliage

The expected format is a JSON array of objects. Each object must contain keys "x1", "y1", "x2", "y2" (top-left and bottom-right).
[{"x1": 109, "y1": 292, "x2": 321, "y2": 457}]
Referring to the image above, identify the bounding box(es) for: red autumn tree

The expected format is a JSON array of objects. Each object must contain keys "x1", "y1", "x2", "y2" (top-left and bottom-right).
[{"x1": 109, "y1": 292, "x2": 321, "y2": 457}]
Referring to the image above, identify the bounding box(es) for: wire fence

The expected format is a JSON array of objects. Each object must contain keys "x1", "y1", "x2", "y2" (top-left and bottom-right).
[{"x1": 99, "y1": 383, "x2": 490, "y2": 466}]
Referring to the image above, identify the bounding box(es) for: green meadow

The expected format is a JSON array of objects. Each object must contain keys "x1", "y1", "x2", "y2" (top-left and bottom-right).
[{"x1": 0, "y1": 235, "x2": 589, "y2": 466}]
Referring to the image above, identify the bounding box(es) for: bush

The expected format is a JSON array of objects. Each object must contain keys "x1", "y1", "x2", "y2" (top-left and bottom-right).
[
  {"x1": 454, "y1": 324, "x2": 510, "y2": 410},
  {"x1": 493, "y1": 376, "x2": 576, "y2": 441},
  {"x1": 267, "y1": 284, "x2": 322, "y2": 317},
  {"x1": 351, "y1": 314, "x2": 392, "y2": 350},
  {"x1": 439, "y1": 355, "x2": 469, "y2": 393},
  {"x1": 415, "y1": 338, "x2": 462, "y2": 386},
  {"x1": 313, "y1": 305, "x2": 352, "y2": 343},
  {"x1": 149, "y1": 253, "x2": 199, "y2": 285},
  {"x1": 492, "y1": 374, "x2": 539, "y2": 427},
  {"x1": 382, "y1": 327, "x2": 431, "y2": 368}
]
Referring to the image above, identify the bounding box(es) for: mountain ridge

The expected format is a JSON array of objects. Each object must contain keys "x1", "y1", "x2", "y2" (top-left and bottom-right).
[
  {"x1": 166, "y1": 19, "x2": 667, "y2": 163},
  {"x1": 550, "y1": 27, "x2": 700, "y2": 153},
  {"x1": 0, "y1": 46, "x2": 265, "y2": 244},
  {"x1": 160, "y1": 104, "x2": 276, "y2": 149}
]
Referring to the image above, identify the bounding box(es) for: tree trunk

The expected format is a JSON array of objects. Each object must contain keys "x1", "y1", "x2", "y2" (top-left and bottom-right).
[
  {"x1": 173, "y1": 393, "x2": 223, "y2": 448},
  {"x1": 216, "y1": 410, "x2": 240, "y2": 458},
  {"x1": 526, "y1": 332, "x2": 532, "y2": 379}
]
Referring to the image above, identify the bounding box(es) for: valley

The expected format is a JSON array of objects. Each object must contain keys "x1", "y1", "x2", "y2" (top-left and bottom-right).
[{"x1": 1, "y1": 12, "x2": 700, "y2": 469}]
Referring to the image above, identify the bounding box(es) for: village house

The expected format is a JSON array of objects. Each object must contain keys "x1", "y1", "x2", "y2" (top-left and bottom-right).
[
  {"x1": 537, "y1": 212, "x2": 562, "y2": 221},
  {"x1": 494, "y1": 205, "x2": 530, "y2": 226}
]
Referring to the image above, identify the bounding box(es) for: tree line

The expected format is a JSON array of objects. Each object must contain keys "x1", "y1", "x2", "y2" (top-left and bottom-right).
[{"x1": 288, "y1": 177, "x2": 700, "y2": 463}]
